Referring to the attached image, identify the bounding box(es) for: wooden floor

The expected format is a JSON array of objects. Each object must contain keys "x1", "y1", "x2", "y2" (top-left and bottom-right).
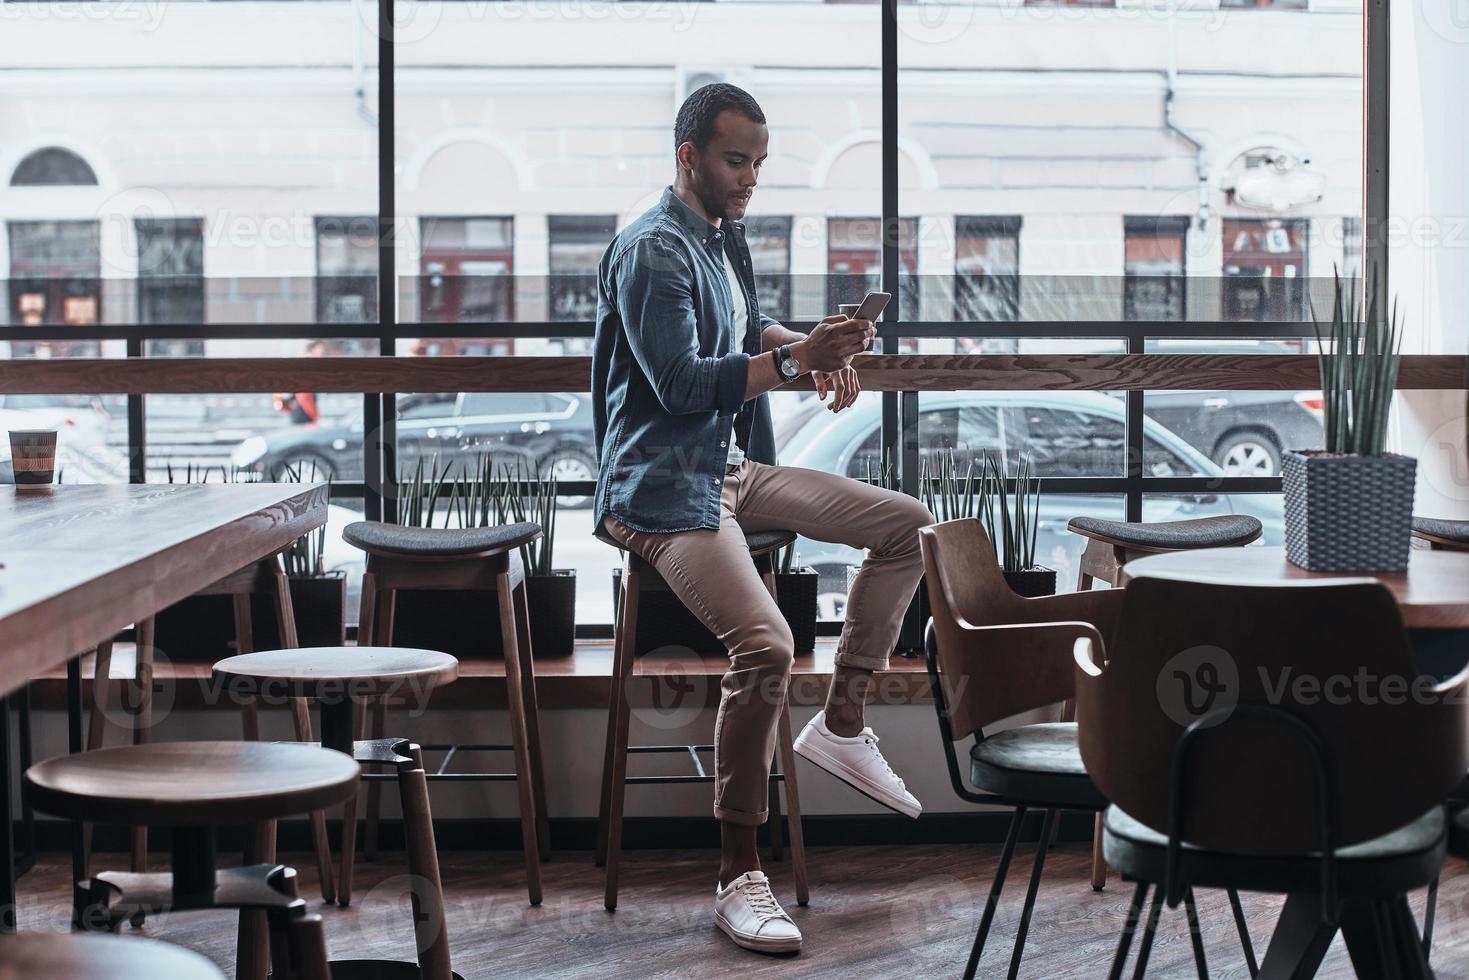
[{"x1": 14, "y1": 843, "x2": 1469, "y2": 978}]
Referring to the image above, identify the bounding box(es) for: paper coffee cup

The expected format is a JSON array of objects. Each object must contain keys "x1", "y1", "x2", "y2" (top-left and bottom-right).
[{"x1": 9, "y1": 428, "x2": 57, "y2": 489}]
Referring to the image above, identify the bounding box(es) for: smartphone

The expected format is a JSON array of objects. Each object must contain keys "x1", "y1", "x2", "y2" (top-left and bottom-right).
[{"x1": 849, "y1": 291, "x2": 891, "y2": 323}]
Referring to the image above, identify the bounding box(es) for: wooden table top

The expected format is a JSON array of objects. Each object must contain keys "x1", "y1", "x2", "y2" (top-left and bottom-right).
[
  {"x1": 0, "y1": 482, "x2": 328, "y2": 698},
  {"x1": 1121, "y1": 545, "x2": 1469, "y2": 629}
]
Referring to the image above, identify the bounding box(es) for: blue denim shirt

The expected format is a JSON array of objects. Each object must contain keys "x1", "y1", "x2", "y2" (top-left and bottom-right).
[{"x1": 591, "y1": 186, "x2": 780, "y2": 540}]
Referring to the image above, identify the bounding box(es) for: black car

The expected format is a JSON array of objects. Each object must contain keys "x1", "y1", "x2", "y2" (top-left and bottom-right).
[
  {"x1": 231, "y1": 391, "x2": 600, "y2": 505},
  {"x1": 1142, "y1": 340, "x2": 1324, "y2": 477}
]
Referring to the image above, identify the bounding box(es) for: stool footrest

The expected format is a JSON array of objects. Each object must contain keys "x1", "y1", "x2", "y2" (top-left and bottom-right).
[
  {"x1": 625, "y1": 773, "x2": 788, "y2": 785},
  {"x1": 86, "y1": 863, "x2": 299, "y2": 920}
]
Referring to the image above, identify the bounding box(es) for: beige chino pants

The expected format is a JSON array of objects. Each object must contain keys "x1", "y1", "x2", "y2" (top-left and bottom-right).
[{"x1": 601, "y1": 457, "x2": 934, "y2": 826}]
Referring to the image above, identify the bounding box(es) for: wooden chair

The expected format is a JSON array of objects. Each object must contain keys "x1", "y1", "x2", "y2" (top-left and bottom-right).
[
  {"x1": 214, "y1": 646, "x2": 463, "y2": 979},
  {"x1": 1075, "y1": 575, "x2": 1469, "y2": 979},
  {"x1": 25, "y1": 740, "x2": 359, "y2": 980},
  {"x1": 1067, "y1": 512, "x2": 1263, "y2": 889},
  {"x1": 86, "y1": 552, "x2": 335, "y2": 902},
  {"x1": 918, "y1": 517, "x2": 1123, "y2": 980},
  {"x1": 343, "y1": 520, "x2": 548, "y2": 907},
  {"x1": 1412, "y1": 517, "x2": 1469, "y2": 551},
  {"x1": 597, "y1": 527, "x2": 808, "y2": 912},
  {"x1": 0, "y1": 933, "x2": 224, "y2": 980}
]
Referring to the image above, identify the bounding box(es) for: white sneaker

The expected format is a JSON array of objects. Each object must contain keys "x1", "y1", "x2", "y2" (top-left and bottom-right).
[
  {"x1": 794, "y1": 710, "x2": 922, "y2": 818},
  {"x1": 714, "y1": 870, "x2": 802, "y2": 954}
]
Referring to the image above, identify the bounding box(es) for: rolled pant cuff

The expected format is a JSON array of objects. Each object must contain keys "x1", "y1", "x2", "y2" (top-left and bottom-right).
[
  {"x1": 833, "y1": 649, "x2": 889, "y2": 672},
  {"x1": 714, "y1": 803, "x2": 768, "y2": 826}
]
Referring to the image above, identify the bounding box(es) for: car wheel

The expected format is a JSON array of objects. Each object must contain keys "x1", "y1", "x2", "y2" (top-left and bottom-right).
[
  {"x1": 1215, "y1": 432, "x2": 1281, "y2": 478},
  {"x1": 540, "y1": 447, "x2": 598, "y2": 508},
  {"x1": 270, "y1": 454, "x2": 337, "y2": 483}
]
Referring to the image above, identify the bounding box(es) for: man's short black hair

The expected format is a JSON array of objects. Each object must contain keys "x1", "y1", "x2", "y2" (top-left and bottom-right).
[{"x1": 674, "y1": 83, "x2": 765, "y2": 153}]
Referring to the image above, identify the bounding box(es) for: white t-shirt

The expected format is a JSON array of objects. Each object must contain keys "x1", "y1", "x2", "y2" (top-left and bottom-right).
[{"x1": 723, "y1": 250, "x2": 749, "y2": 467}]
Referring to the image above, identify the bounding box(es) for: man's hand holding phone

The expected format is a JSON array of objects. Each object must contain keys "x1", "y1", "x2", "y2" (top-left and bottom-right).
[{"x1": 793, "y1": 314, "x2": 873, "y2": 373}]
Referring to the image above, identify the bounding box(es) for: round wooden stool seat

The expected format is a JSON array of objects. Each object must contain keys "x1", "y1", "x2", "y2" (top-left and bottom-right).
[
  {"x1": 1067, "y1": 515, "x2": 1262, "y2": 552},
  {"x1": 24, "y1": 741, "x2": 359, "y2": 827},
  {"x1": 213, "y1": 646, "x2": 459, "y2": 700},
  {"x1": 0, "y1": 933, "x2": 224, "y2": 979},
  {"x1": 343, "y1": 520, "x2": 541, "y2": 559}
]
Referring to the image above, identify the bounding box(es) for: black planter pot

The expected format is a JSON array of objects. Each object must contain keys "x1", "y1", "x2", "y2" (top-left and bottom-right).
[
  {"x1": 775, "y1": 567, "x2": 819, "y2": 653},
  {"x1": 391, "y1": 569, "x2": 577, "y2": 658},
  {"x1": 152, "y1": 574, "x2": 346, "y2": 661},
  {"x1": 611, "y1": 566, "x2": 819, "y2": 655},
  {"x1": 1003, "y1": 566, "x2": 1059, "y2": 598}
]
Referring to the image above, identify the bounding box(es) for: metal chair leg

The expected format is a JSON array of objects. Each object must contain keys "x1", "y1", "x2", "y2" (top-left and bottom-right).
[
  {"x1": 1421, "y1": 875, "x2": 1438, "y2": 962},
  {"x1": 1183, "y1": 887, "x2": 1209, "y2": 979},
  {"x1": 964, "y1": 806, "x2": 1025, "y2": 980},
  {"x1": 1227, "y1": 888, "x2": 1259, "y2": 977},
  {"x1": 1131, "y1": 885, "x2": 1165, "y2": 980},
  {"x1": 1005, "y1": 808, "x2": 1056, "y2": 980},
  {"x1": 1109, "y1": 881, "x2": 1150, "y2": 980}
]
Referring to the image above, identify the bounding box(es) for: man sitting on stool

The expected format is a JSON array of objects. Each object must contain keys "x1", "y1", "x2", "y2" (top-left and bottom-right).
[{"x1": 591, "y1": 83, "x2": 935, "y2": 956}]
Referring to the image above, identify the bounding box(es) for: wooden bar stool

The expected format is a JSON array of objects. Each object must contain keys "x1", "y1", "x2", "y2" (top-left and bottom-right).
[
  {"x1": 596, "y1": 527, "x2": 809, "y2": 912},
  {"x1": 85, "y1": 551, "x2": 335, "y2": 902},
  {"x1": 214, "y1": 647, "x2": 463, "y2": 980},
  {"x1": 342, "y1": 520, "x2": 548, "y2": 907},
  {"x1": 0, "y1": 933, "x2": 225, "y2": 979},
  {"x1": 24, "y1": 741, "x2": 358, "y2": 980},
  {"x1": 1067, "y1": 513, "x2": 1263, "y2": 891}
]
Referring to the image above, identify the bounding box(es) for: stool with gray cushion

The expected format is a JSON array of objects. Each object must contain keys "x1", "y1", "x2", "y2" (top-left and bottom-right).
[
  {"x1": 1412, "y1": 517, "x2": 1469, "y2": 551},
  {"x1": 1068, "y1": 515, "x2": 1265, "y2": 592},
  {"x1": 342, "y1": 520, "x2": 549, "y2": 907},
  {"x1": 1067, "y1": 513, "x2": 1264, "y2": 891},
  {"x1": 596, "y1": 524, "x2": 809, "y2": 911}
]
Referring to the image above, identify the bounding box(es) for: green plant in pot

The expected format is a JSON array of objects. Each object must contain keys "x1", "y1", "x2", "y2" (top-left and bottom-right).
[
  {"x1": 1283, "y1": 266, "x2": 1415, "y2": 571},
  {"x1": 153, "y1": 461, "x2": 345, "y2": 658},
  {"x1": 391, "y1": 453, "x2": 577, "y2": 657},
  {"x1": 921, "y1": 448, "x2": 1056, "y2": 598}
]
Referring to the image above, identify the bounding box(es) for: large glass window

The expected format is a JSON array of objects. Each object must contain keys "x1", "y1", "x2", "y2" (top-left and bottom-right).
[{"x1": 547, "y1": 215, "x2": 615, "y2": 328}]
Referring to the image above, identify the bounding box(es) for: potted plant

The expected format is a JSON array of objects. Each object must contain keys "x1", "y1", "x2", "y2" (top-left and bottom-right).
[
  {"x1": 152, "y1": 462, "x2": 344, "y2": 658},
  {"x1": 1283, "y1": 267, "x2": 1415, "y2": 571},
  {"x1": 920, "y1": 449, "x2": 1057, "y2": 603},
  {"x1": 391, "y1": 454, "x2": 578, "y2": 658}
]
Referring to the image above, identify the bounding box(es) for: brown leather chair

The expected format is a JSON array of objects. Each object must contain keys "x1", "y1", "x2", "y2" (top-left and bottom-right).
[
  {"x1": 1074, "y1": 575, "x2": 1469, "y2": 979},
  {"x1": 918, "y1": 517, "x2": 1123, "y2": 980}
]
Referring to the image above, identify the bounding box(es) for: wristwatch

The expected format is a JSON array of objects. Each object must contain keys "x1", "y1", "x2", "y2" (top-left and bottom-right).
[{"x1": 775, "y1": 343, "x2": 801, "y2": 381}]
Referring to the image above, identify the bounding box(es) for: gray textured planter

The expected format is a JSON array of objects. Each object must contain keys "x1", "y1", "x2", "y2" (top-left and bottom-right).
[{"x1": 1282, "y1": 450, "x2": 1417, "y2": 572}]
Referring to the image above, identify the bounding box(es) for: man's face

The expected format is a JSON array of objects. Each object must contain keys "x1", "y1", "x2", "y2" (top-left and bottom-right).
[{"x1": 683, "y1": 109, "x2": 769, "y2": 222}]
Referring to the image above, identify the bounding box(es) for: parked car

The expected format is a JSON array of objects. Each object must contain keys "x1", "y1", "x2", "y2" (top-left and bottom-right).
[
  {"x1": 231, "y1": 391, "x2": 600, "y2": 506},
  {"x1": 774, "y1": 389, "x2": 1283, "y2": 616},
  {"x1": 1141, "y1": 340, "x2": 1324, "y2": 477}
]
